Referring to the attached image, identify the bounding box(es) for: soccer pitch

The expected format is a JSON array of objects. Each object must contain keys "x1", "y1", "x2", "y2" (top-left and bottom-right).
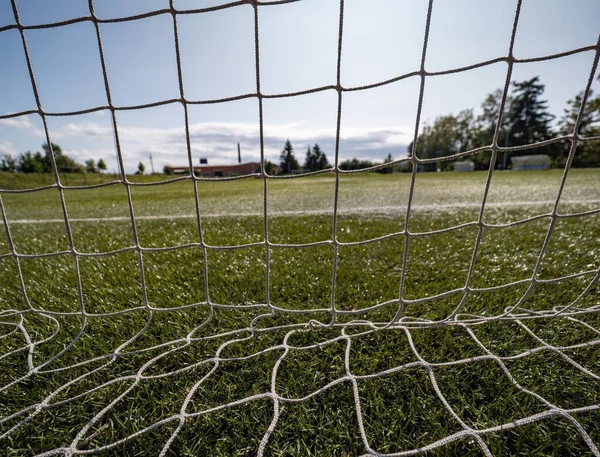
[{"x1": 1, "y1": 169, "x2": 599, "y2": 456}]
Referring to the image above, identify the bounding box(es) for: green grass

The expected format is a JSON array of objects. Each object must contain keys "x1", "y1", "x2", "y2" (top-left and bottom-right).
[{"x1": 0, "y1": 170, "x2": 599, "y2": 456}]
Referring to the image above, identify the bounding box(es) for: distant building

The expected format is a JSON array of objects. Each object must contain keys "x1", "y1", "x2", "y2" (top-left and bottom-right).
[
  {"x1": 169, "y1": 162, "x2": 261, "y2": 177},
  {"x1": 511, "y1": 154, "x2": 550, "y2": 170},
  {"x1": 453, "y1": 160, "x2": 475, "y2": 172}
]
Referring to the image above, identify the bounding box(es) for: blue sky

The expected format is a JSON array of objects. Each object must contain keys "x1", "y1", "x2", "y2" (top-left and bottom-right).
[{"x1": 0, "y1": 0, "x2": 599, "y2": 173}]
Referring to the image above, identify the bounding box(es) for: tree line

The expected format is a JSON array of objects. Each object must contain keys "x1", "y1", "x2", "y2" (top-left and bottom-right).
[
  {"x1": 408, "y1": 76, "x2": 600, "y2": 171},
  {"x1": 277, "y1": 139, "x2": 395, "y2": 174},
  {"x1": 6, "y1": 77, "x2": 597, "y2": 177},
  {"x1": 0, "y1": 142, "x2": 107, "y2": 174},
  {"x1": 278, "y1": 140, "x2": 332, "y2": 174}
]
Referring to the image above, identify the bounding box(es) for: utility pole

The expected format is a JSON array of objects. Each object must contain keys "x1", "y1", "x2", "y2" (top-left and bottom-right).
[
  {"x1": 115, "y1": 150, "x2": 121, "y2": 178},
  {"x1": 149, "y1": 153, "x2": 155, "y2": 175},
  {"x1": 502, "y1": 127, "x2": 509, "y2": 170},
  {"x1": 422, "y1": 121, "x2": 428, "y2": 173},
  {"x1": 237, "y1": 143, "x2": 241, "y2": 164}
]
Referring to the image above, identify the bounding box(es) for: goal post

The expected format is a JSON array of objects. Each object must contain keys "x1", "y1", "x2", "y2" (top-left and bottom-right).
[{"x1": 1, "y1": 1, "x2": 600, "y2": 456}]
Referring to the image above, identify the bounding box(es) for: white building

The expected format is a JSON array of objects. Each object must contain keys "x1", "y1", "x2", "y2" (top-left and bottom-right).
[
  {"x1": 511, "y1": 154, "x2": 551, "y2": 170},
  {"x1": 453, "y1": 160, "x2": 475, "y2": 172}
]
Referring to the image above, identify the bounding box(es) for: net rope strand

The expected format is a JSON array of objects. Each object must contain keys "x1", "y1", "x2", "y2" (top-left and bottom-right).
[{"x1": 0, "y1": 0, "x2": 599, "y2": 456}]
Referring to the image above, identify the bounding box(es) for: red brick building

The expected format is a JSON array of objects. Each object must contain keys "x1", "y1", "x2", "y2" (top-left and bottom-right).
[{"x1": 170, "y1": 162, "x2": 261, "y2": 177}]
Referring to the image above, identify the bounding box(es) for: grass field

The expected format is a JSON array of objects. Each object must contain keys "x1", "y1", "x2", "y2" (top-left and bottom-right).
[{"x1": 0, "y1": 169, "x2": 599, "y2": 456}]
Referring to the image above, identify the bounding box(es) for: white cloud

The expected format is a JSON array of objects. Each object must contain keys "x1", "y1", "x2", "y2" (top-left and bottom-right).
[
  {"x1": 0, "y1": 116, "x2": 33, "y2": 129},
  {"x1": 3, "y1": 117, "x2": 413, "y2": 172},
  {"x1": 57, "y1": 122, "x2": 113, "y2": 139},
  {"x1": 0, "y1": 115, "x2": 45, "y2": 137},
  {"x1": 0, "y1": 140, "x2": 15, "y2": 156}
]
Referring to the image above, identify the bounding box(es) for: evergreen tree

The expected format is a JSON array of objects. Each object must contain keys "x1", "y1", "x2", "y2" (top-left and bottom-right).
[
  {"x1": 506, "y1": 77, "x2": 556, "y2": 161},
  {"x1": 313, "y1": 144, "x2": 330, "y2": 170},
  {"x1": 304, "y1": 143, "x2": 330, "y2": 172},
  {"x1": 304, "y1": 145, "x2": 316, "y2": 172},
  {"x1": 279, "y1": 139, "x2": 298, "y2": 174}
]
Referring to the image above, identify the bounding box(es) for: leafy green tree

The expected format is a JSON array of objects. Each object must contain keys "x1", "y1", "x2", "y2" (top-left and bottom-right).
[
  {"x1": 339, "y1": 158, "x2": 377, "y2": 170},
  {"x1": 0, "y1": 154, "x2": 17, "y2": 172},
  {"x1": 407, "y1": 110, "x2": 475, "y2": 171},
  {"x1": 41, "y1": 143, "x2": 84, "y2": 173},
  {"x1": 97, "y1": 159, "x2": 107, "y2": 172},
  {"x1": 17, "y1": 151, "x2": 44, "y2": 173},
  {"x1": 377, "y1": 153, "x2": 394, "y2": 174},
  {"x1": 8, "y1": 143, "x2": 84, "y2": 174},
  {"x1": 475, "y1": 79, "x2": 556, "y2": 169},
  {"x1": 137, "y1": 162, "x2": 146, "y2": 175},
  {"x1": 475, "y1": 89, "x2": 510, "y2": 143},
  {"x1": 163, "y1": 165, "x2": 174, "y2": 175},
  {"x1": 473, "y1": 89, "x2": 511, "y2": 169},
  {"x1": 85, "y1": 159, "x2": 96, "y2": 173},
  {"x1": 42, "y1": 142, "x2": 60, "y2": 172},
  {"x1": 261, "y1": 160, "x2": 275, "y2": 175},
  {"x1": 397, "y1": 161, "x2": 412, "y2": 173},
  {"x1": 558, "y1": 89, "x2": 600, "y2": 167},
  {"x1": 279, "y1": 139, "x2": 298, "y2": 174}
]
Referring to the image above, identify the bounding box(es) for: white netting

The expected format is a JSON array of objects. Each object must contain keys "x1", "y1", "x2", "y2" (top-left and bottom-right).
[{"x1": 1, "y1": 0, "x2": 600, "y2": 456}]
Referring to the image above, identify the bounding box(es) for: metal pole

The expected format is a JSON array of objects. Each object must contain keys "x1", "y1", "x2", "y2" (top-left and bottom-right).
[
  {"x1": 502, "y1": 128, "x2": 509, "y2": 170},
  {"x1": 422, "y1": 122, "x2": 427, "y2": 173},
  {"x1": 149, "y1": 153, "x2": 155, "y2": 174}
]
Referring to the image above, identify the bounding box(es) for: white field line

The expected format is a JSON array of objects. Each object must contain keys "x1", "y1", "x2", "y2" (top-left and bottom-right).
[{"x1": 7, "y1": 199, "x2": 600, "y2": 224}]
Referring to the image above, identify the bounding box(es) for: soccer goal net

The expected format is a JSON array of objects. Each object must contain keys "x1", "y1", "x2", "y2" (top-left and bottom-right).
[{"x1": 1, "y1": 1, "x2": 599, "y2": 456}]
